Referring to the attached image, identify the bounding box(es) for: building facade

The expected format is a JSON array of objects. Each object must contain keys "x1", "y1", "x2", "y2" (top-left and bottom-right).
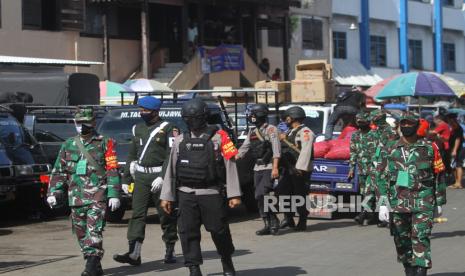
[{"x1": 332, "y1": 0, "x2": 465, "y2": 82}]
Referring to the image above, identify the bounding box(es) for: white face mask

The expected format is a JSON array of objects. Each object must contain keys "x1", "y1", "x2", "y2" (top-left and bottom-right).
[{"x1": 74, "y1": 121, "x2": 82, "y2": 134}]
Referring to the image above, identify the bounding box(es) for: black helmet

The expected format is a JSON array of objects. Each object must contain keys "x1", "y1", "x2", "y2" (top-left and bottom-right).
[
  {"x1": 182, "y1": 98, "x2": 209, "y2": 130},
  {"x1": 284, "y1": 106, "x2": 306, "y2": 120},
  {"x1": 249, "y1": 104, "x2": 269, "y2": 119}
]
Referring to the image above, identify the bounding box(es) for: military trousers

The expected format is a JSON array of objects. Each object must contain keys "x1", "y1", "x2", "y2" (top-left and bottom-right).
[
  {"x1": 71, "y1": 201, "x2": 106, "y2": 258},
  {"x1": 392, "y1": 211, "x2": 434, "y2": 268},
  {"x1": 253, "y1": 169, "x2": 274, "y2": 218},
  {"x1": 127, "y1": 171, "x2": 178, "y2": 245},
  {"x1": 177, "y1": 191, "x2": 235, "y2": 267}
]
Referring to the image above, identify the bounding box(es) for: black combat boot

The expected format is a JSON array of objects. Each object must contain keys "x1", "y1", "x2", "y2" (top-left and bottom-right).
[
  {"x1": 403, "y1": 263, "x2": 415, "y2": 276},
  {"x1": 355, "y1": 210, "x2": 367, "y2": 225},
  {"x1": 221, "y1": 256, "x2": 236, "y2": 276},
  {"x1": 280, "y1": 214, "x2": 296, "y2": 229},
  {"x1": 362, "y1": 212, "x2": 373, "y2": 226},
  {"x1": 81, "y1": 256, "x2": 99, "y2": 276},
  {"x1": 269, "y1": 213, "x2": 280, "y2": 235},
  {"x1": 415, "y1": 267, "x2": 427, "y2": 276},
  {"x1": 96, "y1": 257, "x2": 103, "y2": 276},
  {"x1": 113, "y1": 240, "x2": 142, "y2": 266},
  {"x1": 189, "y1": 265, "x2": 203, "y2": 276},
  {"x1": 294, "y1": 216, "x2": 307, "y2": 231},
  {"x1": 255, "y1": 217, "x2": 271, "y2": 236},
  {"x1": 164, "y1": 243, "x2": 176, "y2": 264}
]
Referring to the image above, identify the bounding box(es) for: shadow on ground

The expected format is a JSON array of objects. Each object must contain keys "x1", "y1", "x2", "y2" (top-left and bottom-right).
[
  {"x1": 209, "y1": 266, "x2": 307, "y2": 276},
  {"x1": 431, "y1": 230, "x2": 465, "y2": 239},
  {"x1": 104, "y1": 249, "x2": 252, "y2": 275},
  {"x1": 430, "y1": 273, "x2": 465, "y2": 276}
]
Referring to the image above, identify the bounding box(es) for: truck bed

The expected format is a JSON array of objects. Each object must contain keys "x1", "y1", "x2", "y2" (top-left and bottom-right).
[{"x1": 310, "y1": 158, "x2": 358, "y2": 194}]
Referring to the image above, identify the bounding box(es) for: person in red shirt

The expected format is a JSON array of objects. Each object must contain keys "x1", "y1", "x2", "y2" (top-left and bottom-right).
[
  {"x1": 429, "y1": 114, "x2": 452, "y2": 172},
  {"x1": 271, "y1": 68, "x2": 282, "y2": 81}
]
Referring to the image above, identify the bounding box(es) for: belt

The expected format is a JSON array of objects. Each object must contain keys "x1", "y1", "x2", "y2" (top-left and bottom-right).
[{"x1": 135, "y1": 164, "x2": 162, "y2": 174}]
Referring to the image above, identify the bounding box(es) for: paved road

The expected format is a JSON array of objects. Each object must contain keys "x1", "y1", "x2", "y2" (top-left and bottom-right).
[{"x1": 1, "y1": 190, "x2": 465, "y2": 276}]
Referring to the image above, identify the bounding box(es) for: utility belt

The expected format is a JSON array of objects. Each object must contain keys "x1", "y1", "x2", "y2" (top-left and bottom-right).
[
  {"x1": 135, "y1": 163, "x2": 163, "y2": 174},
  {"x1": 178, "y1": 181, "x2": 219, "y2": 190},
  {"x1": 256, "y1": 157, "x2": 272, "y2": 166}
]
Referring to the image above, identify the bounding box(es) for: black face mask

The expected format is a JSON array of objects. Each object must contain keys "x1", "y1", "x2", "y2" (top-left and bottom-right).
[
  {"x1": 400, "y1": 125, "x2": 418, "y2": 137},
  {"x1": 184, "y1": 116, "x2": 207, "y2": 131},
  {"x1": 81, "y1": 124, "x2": 94, "y2": 136},
  {"x1": 140, "y1": 111, "x2": 156, "y2": 124},
  {"x1": 357, "y1": 122, "x2": 370, "y2": 131},
  {"x1": 249, "y1": 115, "x2": 265, "y2": 126}
]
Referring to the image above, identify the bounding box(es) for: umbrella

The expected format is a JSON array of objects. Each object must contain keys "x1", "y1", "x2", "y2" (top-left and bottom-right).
[
  {"x1": 432, "y1": 73, "x2": 465, "y2": 98},
  {"x1": 365, "y1": 75, "x2": 397, "y2": 100},
  {"x1": 99, "y1": 80, "x2": 132, "y2": 97},
  {"x1": 124, "y1": 79, "x2": 172, "y2": 92},
  {"x1": 374, "y1": 72, "x2": 457, "y2": 100}
]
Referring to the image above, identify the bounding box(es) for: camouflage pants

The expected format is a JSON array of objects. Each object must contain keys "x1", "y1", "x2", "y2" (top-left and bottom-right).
[
  {"x1": 392, "y1": 211, "x2": 434, "y2": 268},
  {"x1": 362, "y1": 174, "x2": 377, "y2": 211},
  {"x1": 358, "y1": 175, "x2": 368, "y2": 196},
  {"x1": 71, "y1": 202, "x2": 106, "y2": 258}
]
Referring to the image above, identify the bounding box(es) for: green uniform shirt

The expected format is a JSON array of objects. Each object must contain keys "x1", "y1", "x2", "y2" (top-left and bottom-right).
[
  {"x1": 122, "y1": 120, "x2": 177, "y2": 183},
  {"x1": 48, "y1": 134, "x2": 121, "y2": 207},
  {"x1": 349, "y1": 130, "x2": 371, "y2": 175}
]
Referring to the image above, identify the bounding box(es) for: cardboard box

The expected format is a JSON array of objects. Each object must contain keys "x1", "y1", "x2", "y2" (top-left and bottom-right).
[
  {"x1": 296, "y1": 59, "x2": 333, "y2": 80},
  {"x1": 291, "y1": 79, "x2": 335, "y2": 103},
  {"x1": 254, "y1": 80, "x2": 291, "y2": 103}
]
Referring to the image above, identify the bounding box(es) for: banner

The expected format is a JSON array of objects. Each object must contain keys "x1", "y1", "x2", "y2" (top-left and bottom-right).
[{"x1": 199, "y1": 44, "x2": 245, "y2": 74}]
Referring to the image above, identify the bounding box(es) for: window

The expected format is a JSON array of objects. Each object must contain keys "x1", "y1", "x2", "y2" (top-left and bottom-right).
[
  {"x1": 443, "y1": 43, "x2": 456, "y2": 72},
  {"x1": 333, "y1": 31, "x2": 347, "y2": 59},
  {"x1": 302, "y1": 18, "x2": 323, "y2": 50},
  {"x1": 370, "y1": 35, "x2": 387, "y2": 67},
  {"x1": 443, "y1": 0, "x2": 455, "y2": 6},
  {"x1": 268, "y1": 29, "x2": 283, "y2": 47},
  {"x1": 22, "y1": 0, "x2": 84, "y2": 31},
  {"x1": 409, "y1": 39, "x2": 423, "y2": 69}
]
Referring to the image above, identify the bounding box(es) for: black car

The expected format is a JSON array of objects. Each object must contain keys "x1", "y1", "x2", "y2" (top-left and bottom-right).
[{"x1": 0, "y1": 106, "x2": 51, "y2": 216}]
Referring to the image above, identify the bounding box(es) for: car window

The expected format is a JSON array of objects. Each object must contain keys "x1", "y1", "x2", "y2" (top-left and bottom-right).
[
  {"x1": 0, "y1": 115, "x2": 24, "y2": 146},
  {"x1": 35, "y1": 120, "x2": 78, "y2": 141}
]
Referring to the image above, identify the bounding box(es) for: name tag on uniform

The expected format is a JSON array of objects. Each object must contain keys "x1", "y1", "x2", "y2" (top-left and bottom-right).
[
  {"x1": 396, "y1": 171, "x2": 411, "y2": 188},
  {"x1": 169, "y1": 137, "x2": 175, "y2": 147},
  {"x1": 76, "y1": 160, "x2": 87, "y2": 175}
]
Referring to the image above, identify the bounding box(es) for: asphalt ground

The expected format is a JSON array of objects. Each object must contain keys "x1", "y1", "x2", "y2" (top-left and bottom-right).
[{"x1": 1, "y1": 189, "x2": 465, "y2": 276}]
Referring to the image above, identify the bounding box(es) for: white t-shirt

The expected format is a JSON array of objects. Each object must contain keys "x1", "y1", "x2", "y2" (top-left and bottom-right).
[{"x1": 188, "y1": 27, "x2": 198, "y2": 43}]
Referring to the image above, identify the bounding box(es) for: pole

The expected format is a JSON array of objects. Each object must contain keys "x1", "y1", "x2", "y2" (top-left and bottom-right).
[
  {"x1": 102, "y1": 9, "x2": 110, "y2": 80},
  {"x1": 141, "y1": 0, "x2": 150, "y2": 79},
  {"x1": 399, "y1": 0, "x2": 409, "y2": 73},
  {"x1": 282, "y1": 15, "x2": 290, "y2": 81},
  {"x1": 434, "y1": 0, "x2": 443, "y2": 74},
  {"x1": 359, "y1": 0, "x2": 370, "y2": 70}
]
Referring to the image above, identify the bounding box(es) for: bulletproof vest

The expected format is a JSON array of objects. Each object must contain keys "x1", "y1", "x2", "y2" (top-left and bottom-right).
[
  {"x1": 176, "y1": 128, "x2": 218, "y2": 188},
  {"x1": 282, "y1": 125, "x2": 305, "y2": 161},
  {"x1": 249, "y1": 126, "x2": 272, "y2": 165}
]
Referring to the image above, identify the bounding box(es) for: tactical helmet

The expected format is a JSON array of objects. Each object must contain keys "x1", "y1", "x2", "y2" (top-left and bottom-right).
[
  {"x1": 284, "y1": 106, "x2": 306, "y2": 120},
  {"x1": 248, "y1": 104, "x2": 269, "y2": 119},
  {"x1": 181, "y1": 98, "x2": 209, "y2": 130},
  {"x1": 75, "y1": 107, "x2": 95, "y2": 123}
]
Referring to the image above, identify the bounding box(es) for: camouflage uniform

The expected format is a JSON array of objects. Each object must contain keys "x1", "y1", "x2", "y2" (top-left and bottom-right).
[
  {"x1": 365, "y1": 110, "x2": 399, "y2": 205},
  {"x1": 377, "y1": 113, "x2": 447, "y2": 269},
  {"x1": 48, "y1": 108, "x2": 120, "y2": 258},
  {"x1": 349, "y1": 112, "x2": 371, "y2": 195}
]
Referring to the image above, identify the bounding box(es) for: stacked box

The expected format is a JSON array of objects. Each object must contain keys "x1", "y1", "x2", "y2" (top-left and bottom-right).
[{"x1": 254, "y1": 80, "x2": 291, "y2": 103}]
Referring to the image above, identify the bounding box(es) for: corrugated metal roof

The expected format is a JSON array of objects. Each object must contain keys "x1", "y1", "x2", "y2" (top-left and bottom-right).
[
  {"x1": 333, "y1": 58, "x2": 383, "y2": 86},
  {"x1": 0, "y1": 55, "x2": 103, "y2": 66}
]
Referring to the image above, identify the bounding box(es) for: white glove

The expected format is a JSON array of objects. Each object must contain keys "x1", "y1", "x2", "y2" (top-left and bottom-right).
[
  {"x1": 434, "y1": 206, "x2": 443, "y2": 218},
  {"x1": 122, "y1": 184, "x2": 130, "y2": 194},
  {"x1": 47, "y1": 196, "x2": 57, "y2": 208},
  {"x1": 151, "y1": 177, "x2": 163, "y2": 193},
  {"x1": 129, "y1": 161, "x2": 137, "y2": 178},
  {"x1": 378, "y1": 206, "x2": 390, "y2": 222},
  {"x1": 109, "y1": 198, "x2": 121, "y2": 212}
]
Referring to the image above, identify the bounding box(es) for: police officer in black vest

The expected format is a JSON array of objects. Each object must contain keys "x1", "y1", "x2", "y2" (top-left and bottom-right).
[
  {"x1": 278, "y1": 106, "x2": 315, "y2": 231},
  {"x1": 160, "y1": 98, "x2": 242, "y2": 276},
  {"x1": 236, "y1": 104, "x2": 281, "y2": 236}
]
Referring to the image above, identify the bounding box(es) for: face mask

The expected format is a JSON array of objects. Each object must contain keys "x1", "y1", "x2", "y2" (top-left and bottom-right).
[
  {"x1": 75, "y1": 123, "x2": 82, "y2": 134},
  {"x1": 184, "y1": 116, "x2": 207, "y2": 131},
  {"x1": 357, "y1": 122, "x2": 370, "y2": 131},
  {"x1": 140, "y1": 111, "x2": 155, "y2": 123},
  {"x1": 400, "y1": 125, "x2": 418, "y2": 137},
  {"x1": 249, "y1": 115, "x2": 265, "y2": 126},
  {"x1": 75, "y1": 122, "x2": 93, "y2": 135}
]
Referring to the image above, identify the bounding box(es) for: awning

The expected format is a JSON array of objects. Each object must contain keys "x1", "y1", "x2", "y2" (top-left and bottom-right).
[
  {"x1": 333, "y1": 59, "x2": 383, "y2": 87},
  {"x1": 0, "y1": 55, "x2": 103, "y2": 67}
]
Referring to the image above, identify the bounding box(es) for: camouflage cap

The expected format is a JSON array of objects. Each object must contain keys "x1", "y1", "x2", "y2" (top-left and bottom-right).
[
  {"x1": 399, "y1": 112, "x2": 420, "y2": 123},
  {"x1": 75, "y1": 106, "x2": 95, "y2": 122},
  {"x1": 355, "y1": 111, "x2": 371, "y2": 122}
]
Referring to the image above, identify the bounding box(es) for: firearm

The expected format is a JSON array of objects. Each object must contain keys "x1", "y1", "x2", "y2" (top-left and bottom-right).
[{"x1": 217, "y1": 96, "x2": 236, "y2": 143}]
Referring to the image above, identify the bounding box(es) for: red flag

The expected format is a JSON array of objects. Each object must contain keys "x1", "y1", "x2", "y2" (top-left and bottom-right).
[
  {"x1": 432, "y1": 142, "x2": 445, "y2": 174},
  {"x1": 217, "y1": 130, "x2": 238, "y2": 160}
]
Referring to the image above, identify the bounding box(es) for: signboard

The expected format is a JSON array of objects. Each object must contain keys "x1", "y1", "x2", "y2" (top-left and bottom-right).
[{"x1": 199, "y1": 45, "x2": 245, "y2": 74}]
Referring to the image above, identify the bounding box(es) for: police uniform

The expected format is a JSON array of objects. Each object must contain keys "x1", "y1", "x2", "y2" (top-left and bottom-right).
[
  {"x1": 48, "y1": 107, "x2": 121, "y2": 276},
  {"x1": 160, "y1": 126, "x2": 241, "y2": 272},
  {"x1": 237, "y1": 123, "x2": 281, "y2": 217},
  {"x1": 280, "y1": 124, "x2": 315, "y2": 229}
]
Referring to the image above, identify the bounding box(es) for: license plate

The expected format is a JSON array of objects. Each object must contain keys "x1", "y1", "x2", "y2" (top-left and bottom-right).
[{"x1": 308, "y1": 192, "x2": 333, "y2": 219}]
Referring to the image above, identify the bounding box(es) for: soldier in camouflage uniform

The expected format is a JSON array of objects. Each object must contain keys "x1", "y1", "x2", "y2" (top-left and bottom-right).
[
  {"x1": 47, "y1": 107, "x2": 121, "y2": 276},
  {"x1": 114, "y1": 96, "x2": 178, "y2": 266},
  {"x1": 348, "y1": 111, "x2": 372, "y2": 225},
  {"x1": 363, "y1": 109, "x2": 399, "y2": 226},
  {"x1": 377, "y1": 113, "x2": 446, "y2": 276}
]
